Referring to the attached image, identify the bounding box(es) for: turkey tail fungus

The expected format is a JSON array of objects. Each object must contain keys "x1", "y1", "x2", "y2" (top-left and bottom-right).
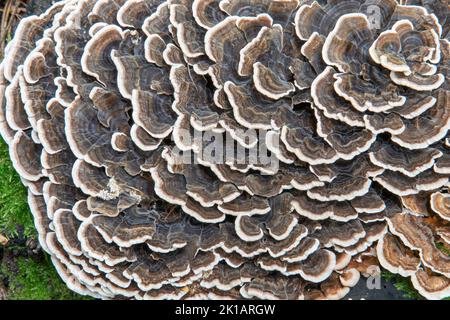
[{"x1": 0, "y1": 0, "x2": 449, "y2": 299}]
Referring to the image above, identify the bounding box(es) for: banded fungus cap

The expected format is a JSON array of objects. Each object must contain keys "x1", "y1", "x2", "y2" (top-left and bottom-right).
[{"x1": 1, "y1": 0, "x2": 449, "y2": 299}]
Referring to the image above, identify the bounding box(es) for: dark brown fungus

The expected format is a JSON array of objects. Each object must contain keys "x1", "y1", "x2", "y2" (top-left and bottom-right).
[{"x1": 1, "y1": 0, "x2": 449, "y2": 299}]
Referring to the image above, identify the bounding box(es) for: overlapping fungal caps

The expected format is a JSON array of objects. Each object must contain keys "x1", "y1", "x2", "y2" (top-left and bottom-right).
[{"x1": 0, "y1": 0, "x2": 449, "y2": 300}]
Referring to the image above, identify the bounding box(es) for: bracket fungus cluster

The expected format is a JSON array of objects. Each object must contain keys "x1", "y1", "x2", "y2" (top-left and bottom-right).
[{"x1": 0, "y1": 0, "x2": 449, "y2": 300}]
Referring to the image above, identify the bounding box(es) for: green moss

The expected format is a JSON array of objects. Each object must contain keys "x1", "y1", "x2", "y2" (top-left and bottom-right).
[
  {"x1": 436, "y1": 242, "x2": 450, "y2": 256},
  {"x1": 0, "y1": 138, "x2": 35, "y2": 238},
  {"x1": 0, "y1": 138, "x2": 89, "y2": 300},
  {"x1": 381, "y1": 270, "x2": 423, "y2": 300},
  {"x1": 3, "y1": 255, "x2": 88, "y2": 300}
]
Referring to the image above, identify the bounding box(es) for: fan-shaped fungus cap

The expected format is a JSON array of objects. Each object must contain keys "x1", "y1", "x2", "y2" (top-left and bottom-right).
[{"x1": 0, "y1": 0, "x2": 449, "y2": 300}]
